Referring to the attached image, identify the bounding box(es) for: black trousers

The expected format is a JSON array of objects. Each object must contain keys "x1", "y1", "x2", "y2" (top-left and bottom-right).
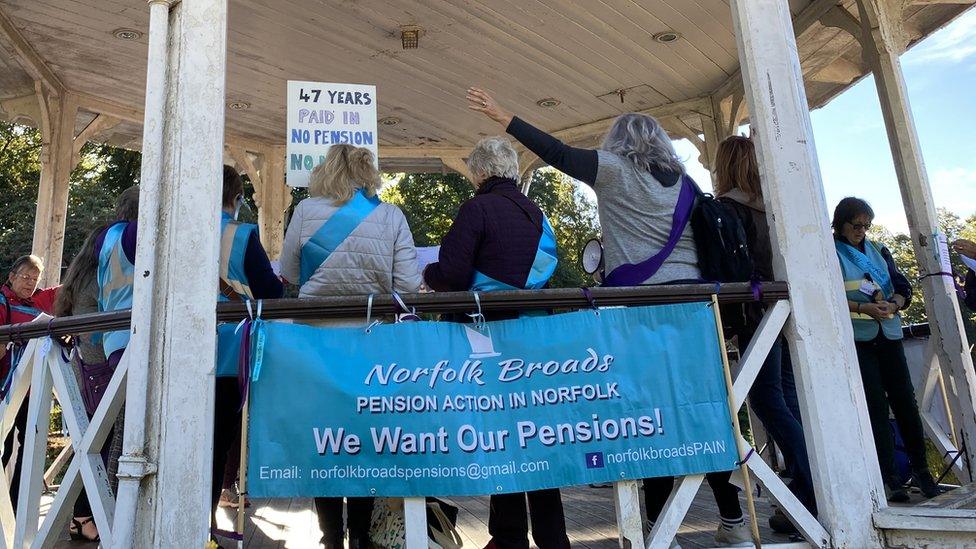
[
  {"x1": 2, "y1": 400, "x2": 28, "y2": 512},
  {"x1": 487, "y1": 489, "x2": 570, "y2": 549},
  {"x1": 854, "y1": 334, "x2": 928, "y2": 485},
  {"x1": 212, "y1": 378, "x2": 242, "y2": 520},
  {"x1": 643, "y1": 472, "x2": 742, "y2": 522},
  {"x1": 313, "y1": 496, "x2": 374, "y2": 548}
]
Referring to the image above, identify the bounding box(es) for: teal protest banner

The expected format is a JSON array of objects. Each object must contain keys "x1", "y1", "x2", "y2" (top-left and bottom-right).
[{"x1": 245, "y1": 303, "x2": 737, "y2": 498}]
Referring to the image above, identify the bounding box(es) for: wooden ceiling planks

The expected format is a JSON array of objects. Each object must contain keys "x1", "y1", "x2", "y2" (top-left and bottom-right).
[{"x1": 0, "y1": 0, "x2": 970, "y2": 165}]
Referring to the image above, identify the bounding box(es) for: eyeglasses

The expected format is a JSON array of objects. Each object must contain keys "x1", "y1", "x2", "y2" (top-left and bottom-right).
[
  {"x1": 13, "y1": 274, "x2": 38, "y2": 284},
  {"x1": 847, "y1": 222, "x2": 872, "y2": 231}
]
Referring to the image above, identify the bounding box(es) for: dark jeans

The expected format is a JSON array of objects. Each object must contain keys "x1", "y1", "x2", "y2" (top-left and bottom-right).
[
  {"x1": 644, "y1": 472, "x2": 742, "y2": 522},
  {"x1": 313, "y1": 496, "x2": 374, "y2": 548},
  {"x1": 741, "y1": 334, "x2": 816, "y2": 513},
  {"x1": 639, "y1": 280, "x2": 742, "y2": 525},
  {"x1": 488, "y1": 489, "x2": 570, "y2": 549},
  {"x1": 212, "y1": 378, "x2": 242, "y2": 522},
  {"x1": 855, "y1": 334, "x2": 928, "y2": 485},
  {"x1": 2, "y1": 400, "x2": 28, "y2": 513},
  {"x1": 74, "y1": 349, "x2": 125, "y2": 518}
]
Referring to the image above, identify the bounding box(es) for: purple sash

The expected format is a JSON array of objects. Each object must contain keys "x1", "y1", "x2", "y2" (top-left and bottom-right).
[{"x1": 603, "y1": 175, "x2": 698, "y2": 287}]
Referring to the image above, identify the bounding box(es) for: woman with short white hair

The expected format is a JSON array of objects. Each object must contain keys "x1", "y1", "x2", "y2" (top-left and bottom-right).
[
  {"x1": 424, "y1": 136, "x2": 567, "y2": 549},
  {"x1": 280, "y1": 144, "x2": 421, "y2": 549},
  {"x1": 467, "y1": 89, "x2": 752, "y2": 547}
]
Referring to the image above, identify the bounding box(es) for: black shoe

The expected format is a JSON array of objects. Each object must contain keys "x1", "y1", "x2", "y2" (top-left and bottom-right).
[
  {"x1": 885, "y1": 481, "x2": 911, "y2": 503},
  {"x1": 913, "y1": 469, "x2": 943, "y2": 499},
  {"x1": 768, "y1": 508, "x2": 798, "y2": 535}
]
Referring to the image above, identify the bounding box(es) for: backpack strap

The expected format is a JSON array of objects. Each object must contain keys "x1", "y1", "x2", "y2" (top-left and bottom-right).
[{"x1": 602, "y1": 174, "x2": 697, "y2": 287}]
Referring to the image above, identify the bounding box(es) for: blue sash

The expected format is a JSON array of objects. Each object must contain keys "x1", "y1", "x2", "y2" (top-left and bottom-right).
[
  {"x1": 835, "y1": 239, "x2": 893, "y2": 297},
  {"x1": 0, "y1": 294, "x2": 41, "y2": 319},
  {"x1": 299, "y1": 190, "x2": 380, "y2": 286},
  {"x1": 97, "y1": 222, "x2": 135, "y2": 356},
  {"x1": 471, "y1": 217, "x2": 558, "y2": 292},
  {"x1": 219, "y1": 212, "x2": 257, "y2": 301}
]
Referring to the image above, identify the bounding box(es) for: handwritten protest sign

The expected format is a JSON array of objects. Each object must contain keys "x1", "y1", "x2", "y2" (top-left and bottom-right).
[
  {"x1": 286, "y1": 81, "x2": 378, "y2": 187},
  {"x1": 244, "y1": 303, "x2": 737, "y2": 497}
]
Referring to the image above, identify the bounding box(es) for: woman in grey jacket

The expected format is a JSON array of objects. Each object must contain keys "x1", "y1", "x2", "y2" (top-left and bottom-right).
[
  {"x1": 280, "y1": 145, "x2": 422, "y2": 299},
  {"x1": 279, "y1": 145, "x2": 421, "y2": 549}
]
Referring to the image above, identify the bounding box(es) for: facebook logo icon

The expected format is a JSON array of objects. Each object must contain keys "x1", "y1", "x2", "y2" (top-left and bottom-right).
[{"x1": 585, "y1": 452, "x2": 605, "y2": 469}]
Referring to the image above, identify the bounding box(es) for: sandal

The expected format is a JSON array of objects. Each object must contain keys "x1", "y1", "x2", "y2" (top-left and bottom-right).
[{"x1": 69, "y1": 517, "x2": 100, "y2": 542}]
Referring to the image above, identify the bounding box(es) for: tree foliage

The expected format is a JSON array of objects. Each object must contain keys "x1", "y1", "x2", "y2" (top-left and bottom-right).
[
  {"x1": 0, "y1": 121, "x2": 143, "y2": 275},
  {"x1": 381, "y1": 169, "x2": 599, "y2": 288},
  {"x1": 869, "y1": 208, "x2": 976, "y2": 327}
]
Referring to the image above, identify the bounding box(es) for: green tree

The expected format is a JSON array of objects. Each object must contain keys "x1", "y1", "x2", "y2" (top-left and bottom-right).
[
  {"x1": 869, "y1": 208, "x2": 976, "y2": 326},
  {"x1": 380, "y1": 169, "x2": 599, "y2": 288},
  {"x1": 0, "y1": 120, "x2": 145, "y2": 276}
]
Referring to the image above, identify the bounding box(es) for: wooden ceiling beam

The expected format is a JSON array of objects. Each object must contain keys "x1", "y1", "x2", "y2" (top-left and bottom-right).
[
  {"x1": 713, "y1": 0, "x2": 842, "y2": 101},
  {"x1": 549, "y1": 96, "x2": 712, "y2": 144},
  {"x1": 0, "y1": 5, "x2": 65, "y2": 94}
]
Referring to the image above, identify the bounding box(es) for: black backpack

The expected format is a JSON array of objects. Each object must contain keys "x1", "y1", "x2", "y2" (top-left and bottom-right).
[{"x1": 689, "y1": 191, "x2": 754, "y2": 282}]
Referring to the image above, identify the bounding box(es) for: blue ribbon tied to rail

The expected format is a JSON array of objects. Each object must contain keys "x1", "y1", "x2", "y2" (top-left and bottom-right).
[{"x1": 244, "y1": 302, "x2": 737, "y2": 498}]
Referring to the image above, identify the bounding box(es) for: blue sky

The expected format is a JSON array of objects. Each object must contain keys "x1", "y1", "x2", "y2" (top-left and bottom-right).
[{"x1": 673, "y1": 8, "x2": 976, "y2": 234}]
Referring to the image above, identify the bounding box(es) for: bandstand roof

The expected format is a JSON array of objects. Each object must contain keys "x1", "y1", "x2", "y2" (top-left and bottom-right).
[{"x1": 0, "y1": 0, "x2": 970, "y2": 173}]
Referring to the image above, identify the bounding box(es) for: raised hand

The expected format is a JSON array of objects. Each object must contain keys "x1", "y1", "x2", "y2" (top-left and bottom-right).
[
  {"x1": 953, "y1": 238, "x2": 976, "y2": 260},
  {"x1": 466, "y1": 87, "x2": 514, "y2": 128}
]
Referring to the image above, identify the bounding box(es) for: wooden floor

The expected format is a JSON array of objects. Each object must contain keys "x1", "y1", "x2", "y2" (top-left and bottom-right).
[
  {"x1": 209, "y1": 483, "x2": 799, "y2": 549},
  {"x1": 45, "y1": 482, "x2": 954, "y2": 548}
]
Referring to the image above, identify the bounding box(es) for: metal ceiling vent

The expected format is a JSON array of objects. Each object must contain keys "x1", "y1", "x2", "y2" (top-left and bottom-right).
[
  {"x1": 536, "y1": 98, "x2": 561, "y2": 108},
  {"x1": 112, "y1": 28, "x2": 142, "y2": 41},
  {"x1": 652, "y1": 30, "x2": 681, "y2": 44},
  {"x1": 399, "y1": 25, "x2": 425, "y2": 49}
]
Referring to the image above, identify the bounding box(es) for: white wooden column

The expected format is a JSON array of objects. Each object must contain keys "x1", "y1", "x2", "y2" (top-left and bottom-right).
[
  {"x1": 253, "y1": 146, "x2": 291, "y2": 260},
  {"x1": 115, "y1": 0, "x2": 228, "y2": 546},
  {"x1": 731, "y1": 1, "x2": 885, "y2": 547},
  {"x1": 856, "y1": 0, "x2": 976, "y2": 483},
  {"x1": 31, "y1": 88, "x2": 77, "y2": 286}
]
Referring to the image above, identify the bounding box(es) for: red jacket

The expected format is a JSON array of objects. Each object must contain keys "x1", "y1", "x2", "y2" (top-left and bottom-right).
[{"x1": 0, "y1": 284, "x2": 59, "y2": 380}]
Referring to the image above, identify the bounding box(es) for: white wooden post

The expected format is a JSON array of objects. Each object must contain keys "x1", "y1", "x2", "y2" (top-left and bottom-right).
[
  {"x1": 114, "y1": 0, "x2": 228, "y2": 546},
  {"x1": 403, "y1": 497, "x2": 428, "y2": 549},
  {"x1": 31, "y1": 89, "x2": 77, "y2": 286},
  {"x1": 730, "y1": 1, "x2": 885, "y2": 547},
  {"x1": 253, "y1": 146, "x2": 291, "y2": 260},
  {"x1": 856, "y1": 0, "x2": 976, "y2": 483}
]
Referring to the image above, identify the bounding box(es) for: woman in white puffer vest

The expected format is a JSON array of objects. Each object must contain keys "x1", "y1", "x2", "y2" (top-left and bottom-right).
[{"x1": 279, "y1": 144, "x2": 421, "y2": 549}]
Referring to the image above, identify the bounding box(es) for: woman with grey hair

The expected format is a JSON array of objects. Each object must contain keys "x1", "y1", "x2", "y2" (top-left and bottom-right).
[
  {"x1": 423, "y1": 136, "x2": 567, "y2": 549},
  {"x1": 467, "y1": 89, "x2": 752, "y2": 547},
  {"x1": 467, "y1": 87, "x2": 698, "y2": 286}
]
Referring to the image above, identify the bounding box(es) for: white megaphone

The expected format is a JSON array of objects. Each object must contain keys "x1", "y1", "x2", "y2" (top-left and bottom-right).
[
  {"x1": 464, "y1": 325, "x2": 501, "y2": 359},
  {"x1": 581, "y1": 238, "x2": 604, "y2": 284}
]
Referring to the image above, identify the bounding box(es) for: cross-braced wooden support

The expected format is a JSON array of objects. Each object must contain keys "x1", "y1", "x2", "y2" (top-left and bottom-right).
[
  {"x1": 732, "y1": 0, "x2": 886, "y2": 546},
  {"x1": 229, "y1": 145, "x2": 293, "y2": 260},
  {"x1": 855, "y1": 0, "x2": 976, "y2": 483}
]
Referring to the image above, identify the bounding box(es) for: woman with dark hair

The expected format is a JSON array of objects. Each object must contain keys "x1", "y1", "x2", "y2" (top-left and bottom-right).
[
  {"x1": 832, "y1": 197, "x2": 939, "y2": 501},
  {"x1": 714, "y1": 136, "x2": 816, "y2": 533},
  {"x1": 55, "y1": 224, "x2": 119, "y2": 542},
  {"x1": 467, "y1": 89, "x2": 749, "y2": 547},
  {"x1": 53, "y1": 185, "x2": 139, "y2": 541}
]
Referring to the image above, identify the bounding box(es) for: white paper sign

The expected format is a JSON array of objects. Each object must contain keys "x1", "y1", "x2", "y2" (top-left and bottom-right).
[
  {"x1": 286, "y1": 81, "x2": 378, "y2": 187},
  {"x1": 934, "y1": 232, "x2": 952, "y2": 274},
  {"x1": 961, "y1": 253, "x2": 976, "y2": 272},
  {"x1": 415, "y1": 246, "x2": 441, "y2": 273}
]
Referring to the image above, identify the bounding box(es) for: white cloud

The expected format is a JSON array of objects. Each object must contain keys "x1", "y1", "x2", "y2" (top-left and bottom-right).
[{"x1": 906, "y1": 9, "x2": 976, "y2": 66}]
